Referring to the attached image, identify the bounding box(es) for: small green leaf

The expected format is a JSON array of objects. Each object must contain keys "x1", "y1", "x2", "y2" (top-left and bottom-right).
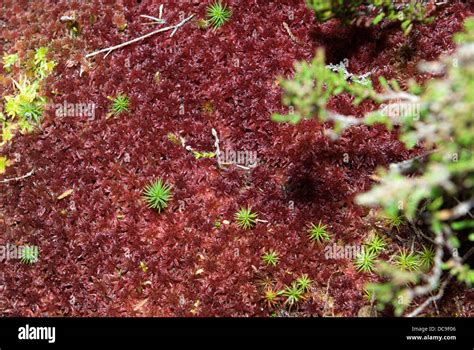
[
  {"x1": 0, "y1": 156, "x2": 10, "y2": 174},
  {"x1": 2, "y1": 53, "x2": 18, "y2": 72},
  {"x1": 372, "y1": 12, "x2": 385, "y2": 25}
]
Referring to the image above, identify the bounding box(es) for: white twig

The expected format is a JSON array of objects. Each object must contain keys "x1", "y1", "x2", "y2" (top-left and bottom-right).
[
  {"x1": 410, "y1": 233, "x2": 444, "y2": 297},
  {"x1": 406, "y1": 278, "x2": 450, "y2": 317},
  {"x1": 404, "y1": 226, "x2": 455, "y2": 317},
  {"x1": 0, "y1": 168, "x2": 35, "y2": 184},
  {"x1": 282, "y1": 22, "x2": 304, "y2": 46},
  {"x1": 389, "y1": 150, "x2": 437, "y2": 174},
  {"x1": 378, "y1": 91, "x2": 420, "y2": 103},
  {"x1": 86, "y1": 15, "x2": 194, "y2": 58},
  {"x1": 140, "y1": 15, "x2": 165, "y2": 24},
  {"x1": 438, "y1": 198, "x2": 474, "y2": 220},
  {"x1": 212, "y1": 128, "x2": 223, "y2": 168}
]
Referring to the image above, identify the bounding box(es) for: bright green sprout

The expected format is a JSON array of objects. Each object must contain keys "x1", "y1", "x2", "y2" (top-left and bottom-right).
[
  {"x1": 385, "y1": 212, "x2": 404, "y2": 230},
  {"x1": 307, "y1": 221, "x2": 331, "y2": 243},
  {"x1": 418, "y1": 246, "x2": 435, "y2": 269},
  {"x1": 139, "y1": 261, "x2": 148, "y2": 273},
  {"x1": 143, "y1": 178, "x2": 173, "y2": 212},
  {"x1": 3, "y1": 53, "x2": 18, "y2": 72},
  {"x1": 235, "y1": 206, "x2": 258, "y2": 230},
  {"x1": 0, "y1": 156, "x2": 9, "y2": 174},
  {"x1": 282, "y1": 282, "x2": 305, "y2": 306},
  {"x1": 195, "y1": 18, "x2": 209, "y2": 30},
  {"x1": 394, "y1": 249, "x2": 420, "y2": 271},
  {"x1": 167, "y1": 132, "x2": 181, "y2": 145},
  {"x1": 296, "y1": 274, "x2": 312, "y2": 293},
  {"x1": 214, "y1": 220, "x2": 221, "y2": 229},
  {"x1": 364, "y1": 288, "x2": 374, "y2": 303},
  {"x1": 261, "y1": 250, "x2": 279, "y2": 267},
  {"x1": 20, "y1": 245, "x2": 39, "y2": 264},
  {"x1": 33, "y1": 47, "x2": 55, "y2": 79},
  {"x1": 206, "y1": 1, "x2": 232, "y2": 30},
  {"x1": 18, "y1": 102, "x2": 43, "y2": 123},
  {"x1": 34, "y1": 47, "x2": 48, "y2": 65},
  {"x1": 192, "y1": 150, "x2": 216, "y2": 159},
  {"x1": 354, "y1": 249, "x2": 378, "y2": 273},
  {"x1": 365, "y1": 234, "x2": 386, "y2": 254},
  {"x1": 110, "y1": 94, "x2": 130, "y2": 115},
  {"x1": 264, "y1": 288, "x2": 282, "y2": 306}
]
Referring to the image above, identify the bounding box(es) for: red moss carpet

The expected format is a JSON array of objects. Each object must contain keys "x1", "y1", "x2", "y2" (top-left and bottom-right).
[{"x1": 0, "y1": 0, "x2": 472, "y2": 316}]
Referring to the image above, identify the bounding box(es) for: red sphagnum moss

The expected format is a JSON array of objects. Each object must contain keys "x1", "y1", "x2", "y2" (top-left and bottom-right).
[{"x1": 0, "y1": 0, "x2": 472, "y2": 316}]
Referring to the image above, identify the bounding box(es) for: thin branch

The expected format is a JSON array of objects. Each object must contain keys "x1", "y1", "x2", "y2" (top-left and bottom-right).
[
  {"x1": 378, "y1": 91, "x2": 420, "y2": 103},
  {"x1": 140, "y1": 15, "x2": 166, "y2": 24},
  {"x1": 411, "y1": 232, "x2": 444, "y2": 296},
  {"x1": 86, "y1": 15, "x2": 194, "y2": 59},
  {"x1": 406, "y1": 277, "x2": 451, "y2": 317},
  {"x1": 404, "y1": 224, "x2": 470, "y2": 317},
  {"x1": 282, "y1": 22, "x2": 305, "y2": 47},
  {"x1": 323, "y1": 270, "x2": 340, "y2": 317},
  {"x1": 389, "y1": 150, "x2": 437, "y2": 174},
  {"x1": 409, "y1": 221, "x2": 436, "y2": 244},
  {"x1": 0, "y1": 167, "x2": 35, "y2": 184},
  {"x1": 437, "y1": 198, "x2": 474, "y2": 221},
  {"x1": 211, "y1": 128, "x2": 221, "y2": 160}
]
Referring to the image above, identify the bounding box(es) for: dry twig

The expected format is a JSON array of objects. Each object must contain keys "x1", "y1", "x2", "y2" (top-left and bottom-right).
[
  {"x1": 0, "y1": 167, "x2": 35, "y2": 184},
  {"x1": 86, "y1": 15, "x2": 194, "y2": 59}
]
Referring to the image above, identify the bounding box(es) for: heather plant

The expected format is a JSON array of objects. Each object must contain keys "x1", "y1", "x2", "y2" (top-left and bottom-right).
[
  {"x1": 274, "y1": 18, "x2": 474, "y2": 316},
  {"x1": 306, "y1": 0, "x2": 432, "y2": 34}
]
